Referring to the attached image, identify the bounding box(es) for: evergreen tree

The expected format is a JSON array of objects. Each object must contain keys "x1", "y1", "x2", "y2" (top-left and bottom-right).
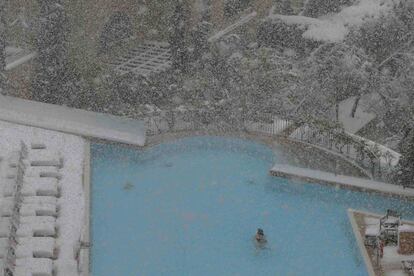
[
  {"x1": 33, "y1": 0, "x2": 69, "y2": 104},
  {"x1": 191, "y1": 21, "x2": 210, "y2": 59},
  {"x1": 0, "y1": 0, "x2": 7, "y2": 94},
  {"x1": 303, "y1": 0, "x2": 351, "y2": 18},
  {"x1": 169, "y1": 0, "x2": 189, "y2": 72},
  {"x1": 396, "y1": 129, "x2": 414, "y2": 188},
  {"x1": 279, "y1": 0, "x2": 294, "y2": 15},
  {"x1": 98, "y1": 12, "x2": 133, "y2": 54}
]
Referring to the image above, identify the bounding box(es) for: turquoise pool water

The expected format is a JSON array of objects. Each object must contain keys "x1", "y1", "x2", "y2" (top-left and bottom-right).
[{"x1": 91, "y1": 136, "x2": 414, "y2": 276}]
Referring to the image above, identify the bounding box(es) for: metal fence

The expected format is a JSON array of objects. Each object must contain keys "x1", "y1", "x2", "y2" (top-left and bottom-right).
[
  {"x1": 143, "y1": 110, "x2": 394, "y2": 181},
  {"x1": 288, "y1": 125, "x2": 391, "y2": 180}
]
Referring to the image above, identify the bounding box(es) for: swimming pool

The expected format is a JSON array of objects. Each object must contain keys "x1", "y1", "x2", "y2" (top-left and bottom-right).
[{"x1": 91, "y1": 136, "x2": 414, "y2": 276}]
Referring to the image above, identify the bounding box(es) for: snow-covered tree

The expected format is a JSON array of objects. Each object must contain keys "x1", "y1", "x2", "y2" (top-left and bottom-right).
[
  {"x1": 395, "y1": 0, "x2": 414, "y2": 30},
  {"x1": 169, "y1": 0, "x2": 190, "y2": 72},
  {"x1": 191, "y1": 21, "x2": 210, "y2": 59},
  {"x1": 257, "y1": 18, "x2": 310, "y2": 53},
  {"x1": 32, "y1": 0, "x2": 69, "y2": 104},
  {"x1": 224, "y1": 0, "x2": 251, "y2": 17},
  {"x1": 0, "y1": 0, "x2": 6, "y2": 94},
  {"x1": 98, "y1": 12, "x2": 133, "y2": 54},
  {"x1": 302, "y1": 0, "x2": 351, "y2": 18},
  {"x1": 278, "y1": 0, "x2": 294, "y2": 15},
  {"x1": 299, "y1": 43, "x2": 371, "y2": 122},
  {"x1": 396, "y1": 128, "x2": 414, "y2": 188},
  {"x1": 350, "y1": 12, "x2": 412, "y2": 68}
]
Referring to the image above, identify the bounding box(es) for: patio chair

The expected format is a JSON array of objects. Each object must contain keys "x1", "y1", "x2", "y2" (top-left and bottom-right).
[
  {"x1": 402, "y1": 260, "x2": 414, "y2": 275},
  {"x1": 380, "y1": 209, "x2": 401, "y2": 244}
]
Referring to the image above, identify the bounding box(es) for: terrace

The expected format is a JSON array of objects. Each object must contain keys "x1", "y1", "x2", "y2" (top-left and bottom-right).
[{"x1": 0, "y1": 97, "x2": 412, "y2": 275}]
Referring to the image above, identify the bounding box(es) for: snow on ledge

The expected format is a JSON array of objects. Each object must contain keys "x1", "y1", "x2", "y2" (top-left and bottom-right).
[
  {"x1": 270, "y1": 164, "x2": 414, "y2": 198},
  {"x1": 0, "y1": 95, "x2": 146, "y2": 146}
]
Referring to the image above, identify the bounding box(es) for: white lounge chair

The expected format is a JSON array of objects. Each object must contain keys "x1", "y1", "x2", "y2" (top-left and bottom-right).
[
  {"x1": 16, "y1": 237, "x2": 55, "y2": 259},
  {"x1": 21, "y1": 178, "x2": 59, "y2": 197},
  {"x1": 17, "y1": 217, "x2": 56, "y2": 238},
  {"x1": 14, "y1": 258, "x2": 54, "y2": 276}
]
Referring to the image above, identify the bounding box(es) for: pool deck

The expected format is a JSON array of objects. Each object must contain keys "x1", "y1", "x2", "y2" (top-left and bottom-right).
[
  {"x1": 270, "y1": 164, "x2": 414, "y2": 199},
  {"x1": 348, "y1": 209, "x2": 377, "y2": 276},
  {"x1": 348, "y1": 209, "x2": 414, "y2": 276},
  {"x1": 0, "y1": 95, "x2": 146, "y2": 146}
]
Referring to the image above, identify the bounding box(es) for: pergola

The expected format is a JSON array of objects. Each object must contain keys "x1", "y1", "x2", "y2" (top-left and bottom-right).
[{"x1": 107, "y1": 41, "x2": 172, "y2": 76}]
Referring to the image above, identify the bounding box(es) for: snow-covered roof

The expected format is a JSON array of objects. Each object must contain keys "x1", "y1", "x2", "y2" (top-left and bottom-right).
[
  {"x1": 0, "y1": 95, "x2": 146, "y2": 146},
  {"x1": 5, "y1": 46, "x2": 37, "y2": 71},
  {"x1": 268, "y1": 0, "x2": 397, "y2": 43}
]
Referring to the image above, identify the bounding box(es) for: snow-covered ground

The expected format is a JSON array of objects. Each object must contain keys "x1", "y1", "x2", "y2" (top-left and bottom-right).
[
  {"x1": 363, "y1": 214, "x2": 414, "y2": 276},
  {"x1": 349, "y1": 209, "x2": 414, "y2": 276},
  {"x1": 338, "y1": 95, "x2": 377, "y2": 135},
  {"x1": 269, "y1": 0, "x2": 397, "y2": 43},
  {"x1": 0, "y1": 120, "x2": 86, "y2": 275}
]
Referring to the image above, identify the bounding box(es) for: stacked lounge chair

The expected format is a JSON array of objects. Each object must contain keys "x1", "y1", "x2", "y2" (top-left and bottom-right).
[{"x1": 1, "y1": 142, "x2": 63, "y2": 276}]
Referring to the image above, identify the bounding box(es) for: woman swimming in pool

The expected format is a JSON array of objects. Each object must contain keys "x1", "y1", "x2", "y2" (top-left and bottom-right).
[{"x1": 255, "y1": 228, "x2": 267, "y2": 244}]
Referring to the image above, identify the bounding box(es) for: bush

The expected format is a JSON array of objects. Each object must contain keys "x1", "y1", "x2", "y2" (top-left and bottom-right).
[
  {"x1": 98, "y1": 12, "x2": 133, "y2": 54},
  {"x1": 224, "y1": 0, "x2": 251, "y2": 17},
  {"x1": 348, "y1": 14, "x2": 409, "y2": 64},
  {"x1": 257, "y1": 18, "x2": 318, "y2": 53},
  {"x1": 302, "y1": 0, "x2": 353, "y2": 18}
]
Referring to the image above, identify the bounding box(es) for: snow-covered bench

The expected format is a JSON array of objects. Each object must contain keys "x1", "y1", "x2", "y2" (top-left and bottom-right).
[
  {"x1": 3, "y1": 166, "x2": 19, "y2": 179},
  {"x1": 30, "y1": 143, "x2": 47, "y2": 150},
  {"x1": 6, "y1": 151, "x2": 20, "y2": 168},
  {"x1": 16, "y1": 237, "x2": 55, "y2": 259},
  {"x1": 0, "y1": 197, "x2": 14, "y2": 216},
  {"x1": 20, "y1": 196, "x2": 57, "y2": 206},
  {"x1": 25, "y1": 167, "x2": 62, "y2": 180},
  {"x1": 27, "y1": 150, "x2": 63, "y2": 168},
  {"x1": 20, "y1": 203, "x2": 57, "y2": 217},
  {"x1": 3, "y1": 178, "x2": 59, "y2": 197},
  {"x1": 14, "y1": 257, "x2": 54, "y2": 276},
  {"x1": 1, "y1": 201, "x2": 57, "y2": 217},
  {"x1": 0, "y1": 237, "x2": 8, "y2": 258},
  {"x1": 17, "y1": 216, "x2": 56, "y2": 238},
  {"x1": 21, "y1": 178, "x2": 59, "y2": 198},
  {"x1": 2, "y1": 178, "x2": 18, "y2": 197},
  {"x1": 0, "y1": 218, "x2": 12, "y2": 238}
]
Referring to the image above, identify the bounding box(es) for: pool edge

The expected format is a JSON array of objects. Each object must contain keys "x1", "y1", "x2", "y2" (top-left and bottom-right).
[
  {"x1": 347, "y1": 209, "x2": 377, "y2": 276},
  {"x1": 270, "y1": 165, "x2": 414, "y2": 200},
  {"x1": 80, "y1": 140, "x2": 91, "y2": 276}
]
